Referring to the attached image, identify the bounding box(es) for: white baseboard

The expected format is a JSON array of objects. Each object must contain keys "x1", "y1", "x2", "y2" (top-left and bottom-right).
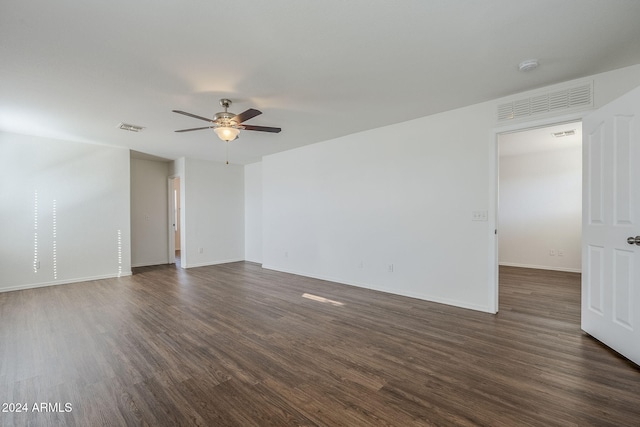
[
  {"x1": 499, "y1": 262, "x2": 581, "y2": 273},
  {"x1": 0, "y1": 271, "x2": 133, "y2": 293},
  {"x1": 183, "y1": 258, "x2": 244, "y2": 269},
  {"x1": 132, "y1": 260, "x2": 170, "y2": 268}
]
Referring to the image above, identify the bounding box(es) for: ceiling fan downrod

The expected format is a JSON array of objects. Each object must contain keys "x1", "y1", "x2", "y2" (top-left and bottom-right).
[{"x1": 219, "y1": 98, "x2": 232, "y2": 111}]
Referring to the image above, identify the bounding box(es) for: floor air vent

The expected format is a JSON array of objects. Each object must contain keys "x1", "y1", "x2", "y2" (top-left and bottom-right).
[{"x1": 497, "y1": 82, "x2": 593, "y2": 122}]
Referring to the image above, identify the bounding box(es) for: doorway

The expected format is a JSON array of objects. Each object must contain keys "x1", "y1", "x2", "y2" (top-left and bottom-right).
[
  {"x1": 495, "y1": 121, "x2": 582, "y2": 310},
  {"x1": 168, "y1": 176, "x2": 182, "y2": 267}
]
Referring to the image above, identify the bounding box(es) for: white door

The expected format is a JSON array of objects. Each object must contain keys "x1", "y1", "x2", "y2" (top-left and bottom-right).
[{"x1": 582, "y1": 85, "x2": 640, "y2": 366}]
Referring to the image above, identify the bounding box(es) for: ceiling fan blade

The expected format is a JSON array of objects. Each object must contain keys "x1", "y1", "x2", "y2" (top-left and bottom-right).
[
  {"x1": 175, "y1": 126, "x2": 214, "y2": 132},
  {"x1": 242, "y1": 124, "x2": 282, "y2": 133},
  {"x1": 172, "y1": 110, "x2": 214, "y2": 123},
  {"x1": 233, "y1": 108, "x2": 262, "y2": 124}
]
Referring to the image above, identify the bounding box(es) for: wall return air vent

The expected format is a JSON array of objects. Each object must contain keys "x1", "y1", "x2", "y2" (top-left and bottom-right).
[{"x1": 497, "y1": 82, "x2": 593, "y2": 122}]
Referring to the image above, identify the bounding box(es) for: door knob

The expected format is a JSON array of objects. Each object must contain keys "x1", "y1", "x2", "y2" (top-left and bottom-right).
[{"x1": 627, "y1": 236, "x2": 640, "y2": 246}]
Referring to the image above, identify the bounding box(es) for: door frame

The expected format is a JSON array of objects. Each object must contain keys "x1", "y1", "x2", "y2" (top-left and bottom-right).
[
  {"x1": 490, "y1": 111, "x2": 587, "y2": 313},
  {"x1": 168, "y1": 175, "x2": 181, "y2": 266}
]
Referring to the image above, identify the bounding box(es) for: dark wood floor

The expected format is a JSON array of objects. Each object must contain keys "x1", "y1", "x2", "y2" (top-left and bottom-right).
[{"x1": 1, "y1": 263, "x2": 639, "y2": 426}]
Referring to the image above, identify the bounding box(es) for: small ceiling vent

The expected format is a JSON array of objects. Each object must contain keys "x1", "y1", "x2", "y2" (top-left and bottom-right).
[
  {"x1": 118, "y1": 122, "x2": 145, "y2": 132},
  {"x1": 552, "y1": 129, "x2": 576, "y2": 138},
  {"x1": 497, "y1": 82, "x2": 593, "y2": 122},
  {"x1": 518, "y1": 59, "x2": 539, "y2": 72}
]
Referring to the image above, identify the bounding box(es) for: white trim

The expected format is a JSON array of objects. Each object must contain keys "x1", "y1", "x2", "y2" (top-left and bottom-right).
[
  {"x1": 168, "y1": 175, "x2": 178, "y2": 265},
  {"x1": 261, "y1": 265, "x2": 493, "y2": 314},
  {"x1": 0, "y1": 271, "x2": 133, "y2": 293},
  {"x1": 499, "y1": 262, "x2": 581, "y2": 273},
  {"x1": 487, "y1": 127, "x2": 499, "y2": 314},
  {"x1": 495, "y1": 111, "x2": 587, "y2": 135},
  {"x1": 132, "y1": 261, "x2": 171, "y2": 268},
  {"x1": 183, "y1": 258, "x2": 244, "y2": 269}
]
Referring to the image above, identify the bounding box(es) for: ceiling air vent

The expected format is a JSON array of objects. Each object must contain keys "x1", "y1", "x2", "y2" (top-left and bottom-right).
[
  {"x1": 118, "y1": 122, "x2": 145, "y2": 132},
  {"x1": 552, "y1": 129, "x2": 576, "y2": 138},
  {"x1": 497, "y1": 82, "x2": 593, "y2": 122}
]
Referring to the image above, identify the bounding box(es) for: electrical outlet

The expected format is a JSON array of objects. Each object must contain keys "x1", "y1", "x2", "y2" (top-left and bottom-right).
[
  {"x1": 549, "y1": 250, "x2": 556, "y2": 256},
  {"x1": 557, "y1": 250, "x2": 564, "y2": 257},
  {"x1": 472, "y1": 210, "x2": 488, "y2": 221}
]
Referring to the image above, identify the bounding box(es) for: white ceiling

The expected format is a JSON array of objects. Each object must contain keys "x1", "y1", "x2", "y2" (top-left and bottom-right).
[{"x1": 1, "y1": 1, "x2": 639, "y2": 164}]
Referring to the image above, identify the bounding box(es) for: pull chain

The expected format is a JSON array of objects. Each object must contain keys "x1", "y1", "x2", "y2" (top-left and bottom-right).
[{"x1": 226, "y1": 142, "x2": 229, "y2": 165}]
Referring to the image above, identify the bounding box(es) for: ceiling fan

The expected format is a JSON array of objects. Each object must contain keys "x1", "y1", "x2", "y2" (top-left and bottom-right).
[{"x1": 172, "y1": 98, "x2": 281, "y2": 142}]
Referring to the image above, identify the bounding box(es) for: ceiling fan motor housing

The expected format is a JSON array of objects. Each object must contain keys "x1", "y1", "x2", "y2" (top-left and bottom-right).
[
  {"x1": 214, "y1": 111, "x2": 237, "y2": 126},
  {"x1": 214, "y1": 99, "x2": 237, "y2": 126}
]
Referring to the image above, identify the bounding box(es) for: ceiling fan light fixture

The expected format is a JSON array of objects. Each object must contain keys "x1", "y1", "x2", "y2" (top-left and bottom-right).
[{"x1": 214, "y1": 126, "x2": 240, "y2": 142}]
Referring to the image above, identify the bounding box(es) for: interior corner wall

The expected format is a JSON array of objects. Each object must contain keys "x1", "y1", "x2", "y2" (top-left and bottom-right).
[
  {"x1": 181, "y1": 158, "x2": 244, "y2": 268},
  {"x1": 499, "y1": 146, "x2": 582, "y2": 272},
  {"x1": 130, "y1": 157, "x2": 170, "y2": 267},
  {"x1": 244, "y1": 162, "x2": 263, "y2": 263},
  {"x1": 0, "y1": 132, "x2": 131, "y2": 292}
]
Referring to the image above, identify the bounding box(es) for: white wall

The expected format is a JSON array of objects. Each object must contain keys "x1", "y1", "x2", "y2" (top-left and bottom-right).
[
  {"x1": 258, "y1": 64, "x2": 640, "y2": 313},
  {"x1": 262, "y1": 101, "x2": 495, "y2": 312},
  {"x1": 0, "y1": 132, "x2": 131, "y2": 292},
  {"x1": 499, "y1": 146, "x2": 582, "y2": 272},
  {"x1": 130, "y1": 157, "x2": 169, "y2": 267},
  {"x1": 181, "y1": 158, "x2": 244, "y2": 268},
  {"x1": 244, "y1": 162, "x2": 262, "y2": 263}
]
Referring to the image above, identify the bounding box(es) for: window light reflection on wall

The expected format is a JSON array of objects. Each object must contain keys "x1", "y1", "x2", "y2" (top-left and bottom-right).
[
  {"x1": 33, "y1": 191, "x2": 38, "y2": 273},
  {"x1": 117, "y1": 230, "x2": 122, "y2": 277},
  {"x1": 52, "y1": 199, "x2": 57, "y2": 280}
]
